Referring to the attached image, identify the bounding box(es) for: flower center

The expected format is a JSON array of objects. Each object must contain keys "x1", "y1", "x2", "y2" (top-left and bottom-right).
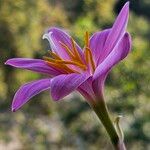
[{"x1": 43, "y1": 32, "x2": 95, "y2": 74}]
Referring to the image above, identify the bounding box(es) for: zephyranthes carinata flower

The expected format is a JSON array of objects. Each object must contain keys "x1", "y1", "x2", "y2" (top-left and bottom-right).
[
  {"x1": 5, "y1": 2, "x2": 131, "y2": 111},
  {"x1": 5, "y1": 2, "x2": 131, "y2": 149}
]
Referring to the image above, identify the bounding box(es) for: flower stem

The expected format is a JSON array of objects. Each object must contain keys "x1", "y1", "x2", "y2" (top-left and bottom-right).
[{"x1": 90, "y1": 98, "x2": 126, "y2": 150}]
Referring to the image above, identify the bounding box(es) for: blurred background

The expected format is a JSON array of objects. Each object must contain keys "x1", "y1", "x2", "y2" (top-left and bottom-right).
[{"x1": 0, "y1": 0, "x2": 150, "y2": 149}]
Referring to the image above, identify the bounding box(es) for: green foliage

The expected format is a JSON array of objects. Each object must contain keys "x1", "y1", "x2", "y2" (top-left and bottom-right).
[{"x1": 0, "y1": 0, "x2": 149, "y2": 149}]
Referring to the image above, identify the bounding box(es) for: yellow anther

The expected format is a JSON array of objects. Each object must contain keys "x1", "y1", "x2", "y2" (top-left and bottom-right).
[
  {"x1": 70, "y1": 38, "x2": 82, "y2": 63},
  {"x1": 85, "y1": 31, "x2": 90, "y2": 48},
  {"x1": 43, "y1": 56, "x2": 56, "y2": 62},
  {"x1": 85, "y1": 48, "x2": 89, "y2": 64},
  {"x1": 59, "y1": 41, "x2": 75, "y2": 59},
  {"x1": 48, "y1": 51, "x2": 62, "y2": 60},
  {"x1": 85, "y1": 48, "x2": 95, "y2": 73}
]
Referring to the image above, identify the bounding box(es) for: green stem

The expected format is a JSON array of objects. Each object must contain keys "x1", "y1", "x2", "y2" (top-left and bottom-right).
[{"x1": 90, "y1": 98, "x2": 126, "y2": 150}]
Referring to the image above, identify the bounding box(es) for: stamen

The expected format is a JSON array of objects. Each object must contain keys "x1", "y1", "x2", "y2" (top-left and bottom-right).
[
  {"x1": 85, "y1": 31, "x2": 89, "y2": 48},
  {"x1": 70, "y1": 38, "x2": 82, "y2": 62},
  {"x1": 43, "y1": 56, "x2": 56, "y2": 62},
  {"x1": 59, "y1": 41, "x2": 75, "y2": 59},
  {"x1": 45, "y1": 61, "x2": 79, "y2": 73},
  {"x1": 43, "y1": 33, "x2": 94, "y2": 74},
  {"x1": 85, "y1": 48, "x2": 96, "y2": 73},
  {"x1": 56, "y1": 60, "x2": 87, "y2": 70},
  {"x1": 85, "y1": 48, "x2": 90, "y2": 64},
  {"x1": 48, "y1": 51, "x2": 62, "y2": 60}
]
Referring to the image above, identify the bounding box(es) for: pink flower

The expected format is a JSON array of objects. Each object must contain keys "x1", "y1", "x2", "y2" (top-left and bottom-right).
[{"x1": 5, "y1": 2, "x2": 131, "y2": 112}]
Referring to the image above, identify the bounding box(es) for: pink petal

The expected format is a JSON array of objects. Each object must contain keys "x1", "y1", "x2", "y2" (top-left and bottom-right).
[
  {"x1": 50, "y1": 73, "x2": 90, "y2": 101},
  {"x1": 12, "y1": 79, "x2": 51, "y2": 112},
  {"x1": 5, "y1": 58, "x2": 61, "y2": 76},
  {"x1": 97, "y1": 2, "x2": 129, "y2": 64},
  {"x1": 89, "y1": 29, "x2": 110, "y2": 65},
  {"x1": 78, "y1": 77, "x2": 95, "y2": 101},
  {"x1": 43, "y1": 27, "x2": 83, "y2": 60},
  {"x1": 93, "y1": 32, "x2": 131, "y2": 96}
]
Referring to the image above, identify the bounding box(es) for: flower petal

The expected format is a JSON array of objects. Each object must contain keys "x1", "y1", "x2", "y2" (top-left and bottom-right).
[
  {"x1": 12, "y1": 78, "x2": 51, "y2": 111},
  {"x1": 43, "y1": 27, "x2": 83, "y2": 60},
  {"x1": 94, "y1": 32, "x2": 131, "y2": 80},
  {"x1": 50, "y1": 73, "x2": 90, "y2": 101},
  {"x1": 93, "y1": 33, "x2": 131, "y2": 95},
  {"x1": 97, "y1": 2, "x2": 129, "y2": 64},
  {"x1": 5, "y1": 58, "x2": 61, "y2": 76},
  {"x1": 89, "y1": 29, "x2": 110, "y2": 65},
  {"x1": 77, "y1": 77, "x2": 95, "y2": 101}
]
